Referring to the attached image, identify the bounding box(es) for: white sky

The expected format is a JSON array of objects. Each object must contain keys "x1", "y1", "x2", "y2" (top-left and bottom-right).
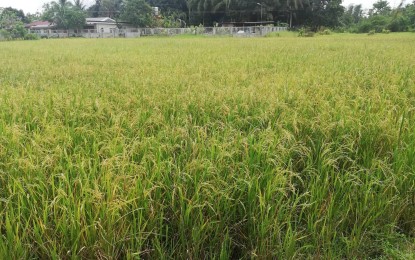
[
  {"x1": 0, "y1": 0, "x2": 406, "y2": 15},
  {"x1": 0, "y1": 0, "x2": 94, "y2": 14}
]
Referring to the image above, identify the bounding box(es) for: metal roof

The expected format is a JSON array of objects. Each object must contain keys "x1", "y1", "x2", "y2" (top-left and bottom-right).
[{"x1": 86, "y1": 17, "x2": 116, "y2": 23}]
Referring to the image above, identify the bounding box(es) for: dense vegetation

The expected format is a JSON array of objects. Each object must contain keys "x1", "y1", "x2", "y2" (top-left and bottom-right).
[
  {"x1": 0, "y1": 33, "x2": 415, "y2": 258},
  {"x1": 340, "y1": 1, "x2": 415, "y2": 33},
  {"x1": 1, "y1": 0, "x2": 415, "y2": 37}
]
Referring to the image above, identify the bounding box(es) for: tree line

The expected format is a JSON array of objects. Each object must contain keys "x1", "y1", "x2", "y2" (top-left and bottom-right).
[
  {"x1": 340, "y1": 1, "x2": 415, "y2": 33},
  {"x1": 1, "y1": 0, "x2": 415, "y2": 40}
]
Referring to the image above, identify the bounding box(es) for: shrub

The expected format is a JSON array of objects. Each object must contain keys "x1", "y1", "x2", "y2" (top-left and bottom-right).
[
  {"x1": 0, "y1": 29, "x2": 12, "y2": 40},
  {"x1": 370, "y1": 15, "x2": 391, "y2": 32},
  {"x1": 356, "y1": 20, "x2": 373, "y2": 33},
  {"x1": 298, "y1": 27, "x2": 314, "y2": 37},
  {"x1": 368, "y1": 30, "x2": 376, "y2": 35},
  {"x1": 264, "y1": 32, "x2": 280, "y2": 37},
  {"x1": 382, "y1": 29, "x2": 390, "y2": 34},
  {"x1": 318, "y1": 29, "x2": 332, "y2": 35},
  {"x1": 388, "y1": 15, "x2": 410, "y2": 32},
  {"x1": 195, "y1": 24, "x2": 205, "y2": 35},
  {"x1": 10, "y1": 23, "x2": 27, "y2": 39},
  {"x1": 24, "y1": 33, "x2": 40, "y2": 40}
]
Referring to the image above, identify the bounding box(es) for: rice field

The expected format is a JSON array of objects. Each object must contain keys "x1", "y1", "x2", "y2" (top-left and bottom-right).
[{"x1": 0, "y1": 33, "x2": 415, "y2": 259}]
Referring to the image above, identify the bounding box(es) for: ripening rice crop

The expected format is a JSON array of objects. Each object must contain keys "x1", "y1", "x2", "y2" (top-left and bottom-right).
[{"x1": 0, "y1": 33, "x2": 415, "y2": 259}]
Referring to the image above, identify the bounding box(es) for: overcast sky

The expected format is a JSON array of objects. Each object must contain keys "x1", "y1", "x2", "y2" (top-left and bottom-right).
[
  {"x1": 0, "y1": 0, "x2": 405, "y2": 15},
  {"x1": 0, "y1": 0, "x2": 94, "y2": 14}
]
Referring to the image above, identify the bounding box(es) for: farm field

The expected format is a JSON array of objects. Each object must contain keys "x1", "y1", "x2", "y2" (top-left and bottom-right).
[{"x1": 0, "y1": 33, "x2": 415, "y2": 259}]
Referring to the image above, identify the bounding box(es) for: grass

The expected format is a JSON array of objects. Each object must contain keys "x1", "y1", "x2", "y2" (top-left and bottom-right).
[{"x1": 0, "y1": 33, "x2": 415, "y2": 259}]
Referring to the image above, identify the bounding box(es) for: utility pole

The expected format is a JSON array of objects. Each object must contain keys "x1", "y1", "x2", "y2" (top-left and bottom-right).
[{"x1": 257, "y1": 3, "x2": 263, "y2": 21}]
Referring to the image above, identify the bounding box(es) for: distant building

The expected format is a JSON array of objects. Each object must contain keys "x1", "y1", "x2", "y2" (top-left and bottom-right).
[
  {"x1": 85, "y1": 17, "x2": 135, "y2": 33},
  {"x1": 221, "y1": 21, "x2": 274, "y2": 27},
  {"x1": 25, "y1": 21, "x2": 55, "y2": 33}
]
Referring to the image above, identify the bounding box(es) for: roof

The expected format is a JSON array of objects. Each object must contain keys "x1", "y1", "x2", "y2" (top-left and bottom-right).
[
  {"x1": 86, "y1": 17, "x2": 116, "y2": 23},
  {"x1": 222, "y1": 21, "x2": 275, "y2": 27},
  {"x1": 25, "y1": 21, "x2": 54, "y2": 29}
]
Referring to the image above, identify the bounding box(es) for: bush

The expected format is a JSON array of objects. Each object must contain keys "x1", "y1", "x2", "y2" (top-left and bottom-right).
[
  {"x1": 356, "y1": 16, "x2": 391, "y2": 33},
  {"x1": 388, "y1": 15, "x2": 410, "y2": 32},
  {"x1": 370, "y1": 15, "x2": 391, "y2": 32},
  {"x1": 298, "y1": 27, "x2": 315, "y2": 37},
  {"x1": 277, "y1": 22, "x2": 289, "y2": 27},
  {"x1": 195, "y1": 24, "x2": 205, "y2": 35},
  {"x1": 382, "y1": 29, "x2": 390, "y2": 34},
  {"x1": 0, "y1": 29, "x2": 12, "y2": 41},
  {"x1": 24, "y1": 33, "x2": 40, "y2": 40},
  {"x1": 10, "y1": 23, "x2": 27, "y2": 39},
  {"x1": 264, "y1": 32, "x2": 280, "y2": 37},
  {"x1": 356, "y1": 20, "x2": 373, "y2": 33},
  {"x1": 368, "y1": 30, "x2": 376, "y2": 35},
  {"x1": 318, "y1": 29, "x2": 332, "y2": 35}
]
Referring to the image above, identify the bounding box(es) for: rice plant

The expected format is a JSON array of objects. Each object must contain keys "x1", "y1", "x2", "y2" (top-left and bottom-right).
[{"x1": 0, "y1": 33, "x2": 414, "y2": 258}]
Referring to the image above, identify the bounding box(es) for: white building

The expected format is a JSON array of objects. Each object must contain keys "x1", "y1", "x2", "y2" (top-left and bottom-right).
[
  {"x1": 85, "y1": 17, "x2": 118, "y2": 33},
  {"x1": 85, "y1": 17, "x2": 136, "y2": 33}
]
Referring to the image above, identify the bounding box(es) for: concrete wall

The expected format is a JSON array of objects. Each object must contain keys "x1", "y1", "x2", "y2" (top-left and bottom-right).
[
  {"x1": 29, "y1": 27, "x2": 288, "y2": 39},
  {"x1": 95, "y1": 24, "x2": 118, "y2": 33}
]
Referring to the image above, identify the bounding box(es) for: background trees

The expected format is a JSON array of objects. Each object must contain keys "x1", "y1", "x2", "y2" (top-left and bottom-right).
[
  {"x1": 0, "y1": 7, "x2": 29, "y2": 39},
  {"x1": 1, "y1": 0, "x2": 415, "y2": 32},
  {"x1": 42, "y1": 0, "x2": 86, "y2": 30},
  {"x1": 120, "y1": 0, "x2": 154, "y2": 27},
  {"x1": 342, "y1": 0, "x2": 415, "y2": 33}
]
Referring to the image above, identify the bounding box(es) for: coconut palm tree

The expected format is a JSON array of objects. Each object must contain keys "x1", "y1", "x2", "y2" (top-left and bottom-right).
[
  {"x1": 285, "y1": 0, "x2": 309, "y2": 27},
  {"x1": 73, "y1": 0, "x2": 86, "y2": 10}
]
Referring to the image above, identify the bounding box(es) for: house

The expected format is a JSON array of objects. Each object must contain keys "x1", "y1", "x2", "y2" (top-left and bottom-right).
[
  {"x1": 85, "y1": 17, "x2": 117, "y2": 33},
  {"x1": 25, "y1": 21, "x2": 55, "y2": 33},
  {"x1": 85, "y1": 17, "x2": 135, "y2": 33}
]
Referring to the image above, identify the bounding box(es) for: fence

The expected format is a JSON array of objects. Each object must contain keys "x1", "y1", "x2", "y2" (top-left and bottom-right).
[{"x1": 29, "y1": 26, "x2": 287, "y2": 39}]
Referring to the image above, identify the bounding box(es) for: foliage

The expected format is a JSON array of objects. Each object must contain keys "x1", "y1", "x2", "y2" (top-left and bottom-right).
[
  {"x1": 100, "y1": 0, "x2": 123, "y2": 18},
  {"x1": 1, "y1": 34, "x2": 415, "y2": 258},
  {"x1": 343, "y1": 1, "x2": 415, "y2": 33},
  {"x1": 340, "y1": 4, "x2": 363, "y2": 27},
  {"x1": 194, "y1": 23, "x2": 204, "y2": 34},
  {"x1": 373, "y1": 0, "x2": 392, "y2": 16},
  {"x1": 79, "y1": 0, "x2": 343, "y2": 28},
  {"x1": 388, "y1": 14, "x2": 410, "y2": 32},
  {"x1": 14, "y1": 0, "x2": 413, "y2": 30},
  {"x1": 304, "y1": 0, "x2": 344, "y2": 30},
  {"x1": 120, "y1": 0, "x2": 154, "y2": 27},
  {"x1": 24, "y1": 33, "x2": 40, "y2": 40},
  {"x1": 0, "y1": 9, "x2": 27, "y2": 39},
  {"x1": 42, "y1": 1, "x2": 87, "y2": 30},
  {"x1": 317, "y1": 27, "x2": 332, "y2": 35},
  {"x1": 298, "y1": 27, "x2": 314, "y2": 37},
  {"x1": 155, "y1": 11, "x2": 187, "y2": 28},
  {"x1": 0, "y1": 7, "x2": 29, "y2": 23},
  {"x1": 26, "y1": 12, "x2": 42, "y2": 23},
  {"x1": 87, "y1": 0, "x2": 102, "y2": 18},
  {"x1": 264, "y1": 31, "x2": 280, "y2": 37},
  {"x1": 73, "y1": 0, "x2": 86, "y2": 10},
  {"x1": 0, "y1": 29, "x2": 12, "y2": 40}
]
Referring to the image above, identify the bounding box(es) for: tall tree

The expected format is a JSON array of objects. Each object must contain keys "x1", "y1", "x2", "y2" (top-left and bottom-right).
[
  {"x1": 373, "y1": 0, "x2": 391, "y2": 15},
  {"x1": 0, "y1": 8, "x2": 27, "y2": 38},
  {"x1": 1, "y1": 7, "x2": 29, "y2": 23},
  {"x1": 74, "y1": 0, "x2": 86, "y2": 10},
  {"x1": 302, "y1": 0, "x2": 344, "y2": 29},
  {"x1": 101, "y1": 0, "x2": 123, "y2": 18},
  {"x1": 120, "y1": 0, "x2": 154, "y2": 27},
  {"x1": 42, "y1": 0, "x2": 86, "y2": 30},
  {"x1": 87, "y1": 0, "x2": 102, "y2": 17}
]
